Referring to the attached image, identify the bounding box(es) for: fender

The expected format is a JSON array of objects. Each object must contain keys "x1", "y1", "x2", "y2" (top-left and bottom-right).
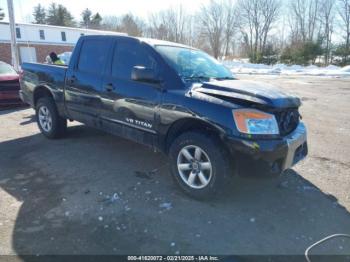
[{"x1": 33, "y1": 84, "x2": 66, "y2": 118}]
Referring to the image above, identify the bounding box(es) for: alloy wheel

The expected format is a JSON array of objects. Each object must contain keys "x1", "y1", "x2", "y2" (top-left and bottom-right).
[
  {"x1": 38, "y1": 106, "x2": 52, "y2": 132},
  {"x1": 177, "y1": 145, "x2": 213, "y2": 189}
]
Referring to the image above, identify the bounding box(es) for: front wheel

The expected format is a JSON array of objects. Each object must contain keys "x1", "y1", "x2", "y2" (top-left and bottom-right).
[
  {"x1": 36, "y1": 97, "x2": 67, "y2": 139},
  {"x1": 169, "y1": 131, "x2": 232, "y2": 199}
]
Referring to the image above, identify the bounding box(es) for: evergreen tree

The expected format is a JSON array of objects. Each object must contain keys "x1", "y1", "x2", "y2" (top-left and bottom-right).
[
  {"x1": 119, "y1": 14, "x2": 143, "y2": 36},
  {"x1": 80, "y1": 8, "x2": 92, "y2": 28},
  {"x1": 0, "y1": 7, "x2": 5, "y2": 21},
  {"x1": 33, "y1": 4, "x2": 46, "y2": 24},
  {"x1": 91, "y1": 13, "x2": 102, "y2": 29},
  {"x1": 46, "y1": 3, "x2": 75, "y2": 27}
]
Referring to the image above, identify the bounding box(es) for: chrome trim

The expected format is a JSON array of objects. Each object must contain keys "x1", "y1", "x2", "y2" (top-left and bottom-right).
[{"x1": 282, "y1": 122, "x2": 307, "y2": 170}]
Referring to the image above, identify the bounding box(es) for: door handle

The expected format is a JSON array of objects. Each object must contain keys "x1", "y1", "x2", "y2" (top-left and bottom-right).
[
  {"x1": 105, "y1": 83, "x2": 113, "y2": 92},
  {"x1": 69, "y1": 75, "x2": 76, "y2": 84}
]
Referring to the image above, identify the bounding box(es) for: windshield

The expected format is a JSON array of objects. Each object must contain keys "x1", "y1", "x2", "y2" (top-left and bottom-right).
[
  {"x1": 0, "y1": 63, "x2": 17, "y2": 75},
  {"x1": 155, "y1": 45, "x2": 234, "y2": 82}
]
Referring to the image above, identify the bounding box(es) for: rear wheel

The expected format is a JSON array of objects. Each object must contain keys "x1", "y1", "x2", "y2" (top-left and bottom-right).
[
  {"x1": 36, "y1": 97, "x2": 67, "y2": 139},
  {"x1": 169, "y1": 131, "x2": 232, "y2": 199}
]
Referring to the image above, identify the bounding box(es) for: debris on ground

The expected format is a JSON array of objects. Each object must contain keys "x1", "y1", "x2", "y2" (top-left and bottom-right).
[
  {"x1": 110, "y1": 193, "x2": 120, "y2": 202},
  {"x1": 98, "y1": 192, "x2": 120, "y2": 204},
  {"x1": 159, "y1": 202, "x2": 172, "y2": 210},
  {"x1": 98, "y1": 216, "x2": 103, "y2": 221},
  {"x1": 170, "y1": 242, "x2": 175, "y2": 247},
  {"x1": 135, "y1": 170, "x2": 154, "y2": 180},
  {"x1": 135, "y1": 165, "x2": 168, "y2": 180},
  {"x1": 250, "y1": 218, "x2": 256, "y2": 223}
]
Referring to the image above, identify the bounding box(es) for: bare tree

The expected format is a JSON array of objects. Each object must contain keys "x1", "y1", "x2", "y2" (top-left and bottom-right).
[
  {"x1": 101, "y1": 16, "x2": 120, "y2": 31},
  {"x1": 198, "y1": 0, "x2": 225, "y2": 58},
  {"x1": 260, "y1": 0, "x2": 281, "y2": 53},
  {"x1": 147, "y1": 13, "x2": 168, "y2": 40},
  {"x1": 101, "y1": 14, "x2": 144, "y2": 36},
  {"x1": 237, "y1": 0, "x2": 280, "y2": 61},
  {"x1": 338, "y1": 0, "x2": 350, "y2": 62},
  {"x1": 307, "y1": 0, "x2": 320, "y2": 41},
  {"x1": 223, "y1": 0, "x2": 238, "y2": 57},
  {"x1": 320, "y1": 0, "x2": 335, "y2": 65},
  {"x1": 147, "y1": 5, "x2": 190, "y2": 44},
  {"x1": 289, "y1": 0, "x2": 321, "y2": 43}
]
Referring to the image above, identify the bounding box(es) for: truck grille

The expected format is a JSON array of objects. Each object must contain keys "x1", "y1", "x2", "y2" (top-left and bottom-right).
[
  {"x1": 0, "y1": 79, "x2": 20, "y2": 92},
  {"x1": 275, "y1": 109, "x2": 300, "y2": 136}
]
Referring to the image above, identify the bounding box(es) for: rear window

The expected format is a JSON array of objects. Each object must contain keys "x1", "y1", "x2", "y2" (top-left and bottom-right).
[
  {"x1": 0, "y1": 63, "x2": 17, "y2": 75},
  {"x1": 78, "y1": 39, "x2": 110, "y2": 74}
]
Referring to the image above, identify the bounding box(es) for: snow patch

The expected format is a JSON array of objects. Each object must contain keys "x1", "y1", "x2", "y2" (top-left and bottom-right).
[{"x1": 223, "y1": 60, "x2": 350, "y2": 77}]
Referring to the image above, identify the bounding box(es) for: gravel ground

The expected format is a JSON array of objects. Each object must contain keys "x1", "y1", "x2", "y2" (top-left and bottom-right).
[{"x1": 0, "y1": 75, "x2": 349, "y2": 259}]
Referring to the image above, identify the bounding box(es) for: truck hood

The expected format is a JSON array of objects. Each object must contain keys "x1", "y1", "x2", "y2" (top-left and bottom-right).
[{"x1": 192, "y1": 80, "x2": 301, "y2": 108}]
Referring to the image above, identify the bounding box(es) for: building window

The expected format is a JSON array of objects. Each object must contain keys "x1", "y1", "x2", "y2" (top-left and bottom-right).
[
  {"x1": 15, "y1": 28, "x2": 21, "y2": 39},
  {"x1": 61, "y1": 32, "x2": 66, "y2": 41},
  {"x1": 39, "y1": 30, "x2": 45, "y2": 40}
]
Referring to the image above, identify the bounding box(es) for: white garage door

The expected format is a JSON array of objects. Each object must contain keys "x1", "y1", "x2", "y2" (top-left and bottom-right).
[{"x1": 19, "y1": 47, "x2": 37, "y2": 63}]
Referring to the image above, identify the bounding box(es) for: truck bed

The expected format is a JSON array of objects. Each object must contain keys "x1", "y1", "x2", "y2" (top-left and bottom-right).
[{"x1": 20, "y1": 63, "x2": 67, "y2": 107}]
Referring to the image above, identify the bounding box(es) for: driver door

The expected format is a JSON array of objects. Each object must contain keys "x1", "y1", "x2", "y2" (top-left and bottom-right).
[{"x1": 100, "y1": 38, "x2": 161, "y2": 144}]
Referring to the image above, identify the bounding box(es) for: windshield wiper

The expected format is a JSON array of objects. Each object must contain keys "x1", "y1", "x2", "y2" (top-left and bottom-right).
[
  {"x1": 182, "y1": 75, "x2": 211, "y2": 82},
  {"x1": 214, "y1": 76, "x2": 236, "y2": 80}
]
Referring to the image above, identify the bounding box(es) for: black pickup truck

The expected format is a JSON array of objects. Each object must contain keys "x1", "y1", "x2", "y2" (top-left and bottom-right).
[{"x1": 20, "y1": 35, "x2": 307, "y2": 199}]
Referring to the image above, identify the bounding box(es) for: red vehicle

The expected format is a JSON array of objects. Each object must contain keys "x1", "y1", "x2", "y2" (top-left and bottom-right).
[{"x1": 0, "y1": 61, "x2": 23, "y2": 107}]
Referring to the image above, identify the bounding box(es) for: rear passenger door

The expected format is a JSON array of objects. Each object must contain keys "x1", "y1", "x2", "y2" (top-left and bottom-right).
[
  {"x1": 100, "y1": 38, "x2": 161, "y2": 145},
  {"x1": 65, "y1": 38, "x2": 113, "y2": 126}
]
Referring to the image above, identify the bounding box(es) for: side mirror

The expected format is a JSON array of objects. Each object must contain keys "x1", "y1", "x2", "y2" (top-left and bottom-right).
[{"x1": 131, "y1": 66, "x2": 160, "y2": 84}]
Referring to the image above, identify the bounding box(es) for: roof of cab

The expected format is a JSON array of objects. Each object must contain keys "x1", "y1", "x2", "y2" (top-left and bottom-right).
[
  {"x1": 138, "y1": 37, "x2": 194, "y2": 49},
  {"x1": 80, "y1": 34, "x2": 195, "y2": 49}
]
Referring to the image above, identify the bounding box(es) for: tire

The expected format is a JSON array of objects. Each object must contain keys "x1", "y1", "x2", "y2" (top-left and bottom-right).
[
  {"x1": 35, "y1": 97, "x2": 67, "y2": 139},
  {"x1": 169, "y1": 131, "x2": 232, "y2": 200}
]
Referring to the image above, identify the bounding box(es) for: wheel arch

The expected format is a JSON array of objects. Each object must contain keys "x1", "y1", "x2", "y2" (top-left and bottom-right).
[
  {"x1": 163, "y1": 118, "x2": 226, "y2": 154},
  {"x1": 33, "y1": 85, "x2": 54, "y2": 107}
]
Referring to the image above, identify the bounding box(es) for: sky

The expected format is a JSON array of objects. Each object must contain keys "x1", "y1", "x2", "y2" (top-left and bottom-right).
[{"x1": 0, "y1": 0, "x2": 210, "y2": 23}]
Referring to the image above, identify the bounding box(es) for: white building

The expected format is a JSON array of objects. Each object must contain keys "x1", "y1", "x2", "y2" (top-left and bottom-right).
[{"x1": 0, "y1": 22, "x2": 125, "y2": 64}]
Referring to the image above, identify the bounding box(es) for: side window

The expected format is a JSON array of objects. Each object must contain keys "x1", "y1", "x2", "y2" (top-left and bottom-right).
[
  {"x1": 16, "y1": 28, "x2": 21, "y2": 39},
  {"x1": 78, "y1": 39, "x2": 109, "y2": 74},
  {"x1": 112, "y1": 42, "x2": 157, "y2": 80},
  {"x1": 39, "y1": 30, "x2": 45, "y2": 40},
  {"x1": 61, "y1": 32, "x2": 66, "y2": 42}
]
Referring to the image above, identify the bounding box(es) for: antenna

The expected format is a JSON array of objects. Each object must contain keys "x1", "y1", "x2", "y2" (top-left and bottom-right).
[{"x1": 7, "y1": 0, "x2": 20, "y2": 70}]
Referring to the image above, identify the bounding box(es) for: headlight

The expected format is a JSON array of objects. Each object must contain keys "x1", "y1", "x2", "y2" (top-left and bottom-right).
[{"x1": 233, "y1": 109, "x2": 279, "y2": 135}]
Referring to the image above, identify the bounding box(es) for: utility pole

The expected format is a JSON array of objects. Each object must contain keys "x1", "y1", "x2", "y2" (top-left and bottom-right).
[{"x1": 7, "y1": 0, "x2": 19, "y2": 71}]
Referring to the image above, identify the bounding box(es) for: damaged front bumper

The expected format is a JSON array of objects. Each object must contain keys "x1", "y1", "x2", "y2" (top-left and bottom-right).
[{"x1": 226, "y1": 122, "x2": 308, "y2": 175}]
